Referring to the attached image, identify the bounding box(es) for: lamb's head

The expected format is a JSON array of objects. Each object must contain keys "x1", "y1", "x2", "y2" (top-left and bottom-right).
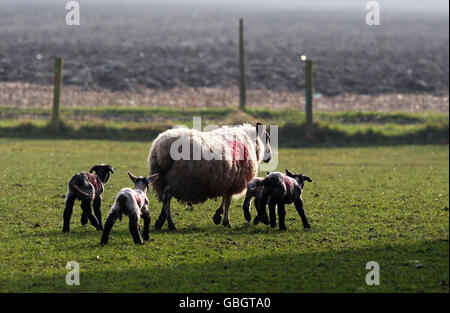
[
  {"x1": 256, "y1": 122, "x2": 272, "y2": 163},
  {"x1": 285, "y1": 169, "x2": 312, "y2": 189},
  {"x1": 89, "y1": 164, "x2": 114, "y2": 184},
  {"x1": 128, "y1": 171, "x2": 159, "y2": 193}
]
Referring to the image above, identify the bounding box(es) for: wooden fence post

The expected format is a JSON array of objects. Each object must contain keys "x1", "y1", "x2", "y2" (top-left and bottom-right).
[
  {"x1": 239, "y1": 18, "x2": 246, "y2": 110},
  {"x1": 51, "y1": 57, "x2": 63, "y2": 130},
  {"x1": 305, "y1": 59, "x2": 313, "y2": 134}
]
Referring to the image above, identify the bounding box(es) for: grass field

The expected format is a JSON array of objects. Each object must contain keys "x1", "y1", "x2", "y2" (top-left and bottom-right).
[{"x1": 0, "y1": 139, "x2": 448, "y2": 292}]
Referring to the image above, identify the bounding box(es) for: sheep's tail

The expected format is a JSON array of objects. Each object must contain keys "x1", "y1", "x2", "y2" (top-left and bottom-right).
[
  {"x1": 149, "y1": 139, "x2": 173, "y2": 201},
  {"x1": 115, "y1": 194, "x2": 128, "y2": 221}
]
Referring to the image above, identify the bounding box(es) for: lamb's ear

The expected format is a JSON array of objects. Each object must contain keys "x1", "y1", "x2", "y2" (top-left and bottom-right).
[
  {"x1": 106, "y1": 165, "x2": 114, "y2": 174},
  {"x1": 303, "y1": 175, "x2": 312, "y2": 183},
  {"x1": 127, "y1": 171, "x2": 137, "y2": 183},
  {"x1": 147, "y1": 173, "x2": 159, "y2": 185},
  {"x1": 89, "y1": 165, "x2": 98, "y2": 173},
  {"x1": 265, "y1": 171, "x2": 271, "y2": 176},
  {"x1": 285, "y1": 169, "x2": 294, "y2": 177}
]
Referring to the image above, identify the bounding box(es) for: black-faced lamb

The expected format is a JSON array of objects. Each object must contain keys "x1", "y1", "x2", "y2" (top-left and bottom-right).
[
  {"x1": 62, "y1": 164, "x2": 114, "y2": 232},
  {"x1": 148, "y1": 122, "x2": 272, "y2": 230},
  {"x1": 254, "y1": 169, "x2": 312, "y2": 230},
  {"x1": 100, "y1": 172, "x2": 159, "y2": 245}
]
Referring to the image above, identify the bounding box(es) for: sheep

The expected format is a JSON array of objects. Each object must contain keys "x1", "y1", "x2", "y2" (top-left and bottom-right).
[
  {"x1": 62, "y1": 164, "x2": 114, "y2": 232},
  {"x1": 253, "y1": 169, "x2": 312, "y2": 230},
  {"x1": 100, "y1": 172, "x2": 159, "y2": 245},
  {"x1": 148, "y1": 122, "x2": 272, "y2": 230}
]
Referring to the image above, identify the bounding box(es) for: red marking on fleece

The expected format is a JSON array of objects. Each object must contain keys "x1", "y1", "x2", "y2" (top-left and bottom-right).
[
  {"x1": 86, "y1": 173, "x2": 98, "y2": 190},
  {"x1": 227, "y1": 140, "x2": 248, "y2": 166},
  {"x1": 135, "y1": 194, "x2": 142, "y2": 208},
  {"x1": 284, "y1": 175, "x2": 294, "y2": 188}
]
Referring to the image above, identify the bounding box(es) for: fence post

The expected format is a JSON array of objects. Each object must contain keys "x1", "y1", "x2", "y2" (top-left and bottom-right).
[
  {"x1": 305, "y1": 59, "x2": 313, "y2": 134},
  {"x1": 51, "y1": 57, "x2": 63, "y2": 130},
  {"x1": 239, "y1": 18, "x2": 246, "y2": 110}
]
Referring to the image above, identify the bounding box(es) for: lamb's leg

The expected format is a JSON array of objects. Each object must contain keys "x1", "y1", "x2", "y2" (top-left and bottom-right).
[
  {"x1": 213, "y1": 198, "x2": 224, "y2": 225},
  {"x1": 222, "y1": 195, "x2": 232, "y2": 228},
  {"x1": 93, "y1": 196, "x2": 104, "y2": 231},
  {"x1": 129, "y1": 216, "x2": 144, "y2": 244},
  {"x1": 294, "y1": 197, "x2": 311, "y2": 229},
  {"x1": 268, "y1": 198, "x2": 277, "y2": 228},
  {"x1": 277, "y1": 202, "x2": 287, "y2": 230},
  {"x1": 81, "y1": 199, "x2": 100, "y2": 230},
  {"x1": 242, "y1": 192, "x2": 253, "y2": 222},
  {"x1": 100, "y1": 211, "x2": 118, "y2": 245},
  {"x1": 255, "y1": 191, "x2": 270, "y2": 225},
  {"x1": 62, "y1": 192, "x2": 76, "y2": 232},
  {"x1": 141, "y1": 208, "x2": 151, "y2": 241}
]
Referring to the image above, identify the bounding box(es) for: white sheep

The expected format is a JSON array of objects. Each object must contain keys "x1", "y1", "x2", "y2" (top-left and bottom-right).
[
  {"x1": 100, "y1": 172, "x2": 159, "y2": 245},
  {"x1": 148, "y1": 122, "x2": 272, "y2": 229}
]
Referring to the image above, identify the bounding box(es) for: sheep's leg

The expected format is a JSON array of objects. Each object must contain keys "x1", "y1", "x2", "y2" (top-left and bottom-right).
[
  {"x1": 222, "y1": 195, "x2": 232, "y2": 228},
  {"x1": 92, "y1": 196, "x2": 104, "y2": 231},
  {"x1": 81, "y1": 199, "x2": 100, "y2": 230},
  {"x1": 129, "y1": 216, "x2": 144, "y2": 244},
  {"x1": 268, "y1": 198, "x2": 277, "y2": 228},
  {"x1": 294, "y1": 198, "x2": 311, "y2": 229},
  {"x1": 277, "y1": 202, "x2": 287, "y2": 230},
  {"x1": 242, "y1": 192, "x2": 252, "y2": 222},
  {"x1": 100, "y1": 211, "x2": 118, "y2": 245},
  {"x1": 212, "y1": 198, "x2": 224, "y2": 225},
  {"x1": 62, "y1": 192, "x2": 76, "y2": 232},
  {"x1": 155, "y1": 188, "x2": 176, "y2": 230},
  {"x1": 141, "y1": 208, "x2": 151, "y2": 241}
]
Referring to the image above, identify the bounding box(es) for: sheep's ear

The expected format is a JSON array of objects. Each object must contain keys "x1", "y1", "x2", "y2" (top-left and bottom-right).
[
  {"x1": 265, "y1": 171, "x2": 271, "y2": 176},
  {"x1": 106, "y1": 165, "x2": 114, "y2": 174},
  {"x1": 127, "y1": 171, "x2": 137, "y2": 183},
  {"x1": 285, "y1": 169, "x2": 294, "y2": 177},
  {"x1": 303, "y1": 175, "x2": 312, "y2": 183},
  {"x1": 89, "y1": 165, "x2": 98, "y2": 173},
  {"x1": 147, "y1": 173, "x2": 159, "y2": 185},
  {"x1": 256, "y1": 122, "x2": 263, "y2": 135}
]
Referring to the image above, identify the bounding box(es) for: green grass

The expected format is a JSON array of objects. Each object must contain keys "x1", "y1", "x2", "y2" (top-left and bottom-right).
[
  {"x1": 0, "y1": 106, "x2": 448, "y2": 146},
  {"x1": 0, "y1": 139, "x2": 448, "y2": 292}
]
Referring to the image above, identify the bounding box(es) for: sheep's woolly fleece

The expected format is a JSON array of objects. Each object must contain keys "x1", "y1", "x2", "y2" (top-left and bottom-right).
[{"x1": 148, "y1": 124, "x2": 265, "y2": 204}]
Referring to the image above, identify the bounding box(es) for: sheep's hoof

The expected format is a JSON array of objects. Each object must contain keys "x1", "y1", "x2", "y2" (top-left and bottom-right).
[
  {"x1": 270, "y1": 223, "x2": 276, "y2": 228},
  {"x1": 100, "y1": 241, "x2": 108, "y2": 246},
  {"x1": 212, "y1": 212, "x2": 222, "y2": 225},
  {"x1": 62, "y1": 228, "x2": 70, "y2": 233},
  {"x1": 142, "y1": 233, "x2": 150, "y2": 241},
  {"x1": 168, "y1": 224, "x2": 177, "y2": 231},
  {"x1": 304, "y1": 225, "x2": 312, "y2": 230},
  {"x1": 244, "y1": 211, "x2": 251, "y2": 222},
  {"x1": 80, "y1": 217, "x2": 88, "y2": 226},
  {"x1": 279, "y1": 225, "x2": 287, "y2": 231},
  {"x1": 222, "y1": 220, "x2": 232, "y2": 228},
  {"x1": 253, "y1": 216, "x2": 259, "y2": 225}
]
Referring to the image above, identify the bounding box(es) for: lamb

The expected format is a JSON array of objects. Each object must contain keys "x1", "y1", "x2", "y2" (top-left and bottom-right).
[
  {"x1": 242, "y1": 173, "x2": 270, "y2": 223},
  {"x1": 253, "y1": 169, "x2": 312, "y2": 230},
  {"x1": 100, "y1": 172, "x2": 159, "y2": 245},
  {"x1": 148, "y1": 122, "x2": 272, "y2": 230},
  {"x1": 62, "y1": 164, "x2": 114, "y2": 232}
]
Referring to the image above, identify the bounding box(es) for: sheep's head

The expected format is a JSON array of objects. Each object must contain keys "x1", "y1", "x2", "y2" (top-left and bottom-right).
[
  {"x1": 128, "y1": 171, "x2": 159, "y2": 193},
  {"x1": 285, "y1": 169, "x2": 312, "y2": 189},
  {"x1": 89, "y1": 164, "x2": 114, "y2": 184},
  {"x1": 256, "y1": 122, "x2": 272, "y2": 163}
]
